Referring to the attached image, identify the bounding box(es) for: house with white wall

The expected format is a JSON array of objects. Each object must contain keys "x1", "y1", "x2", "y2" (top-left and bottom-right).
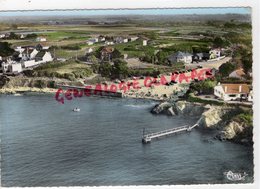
[
  {"x1": 35, "y1": 51, "x2": 53, "y2": 63},
  {"x1": 214, "y1": 83, "x2": 250, "y2": 101},
  {"x1": 36, "y1": 37, "x2": 47, "y2": 42},
  {"x1": 209, "y1": 48, "x2": 221, "y2": 59},
  {"x1": 168, "y1": 51, "x2": 193, "y2": 64}
]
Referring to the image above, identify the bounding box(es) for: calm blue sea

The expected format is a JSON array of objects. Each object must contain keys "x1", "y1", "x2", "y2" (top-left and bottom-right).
[{"x1": 0, "y1": 94, "x2": 254, "y2": 186}]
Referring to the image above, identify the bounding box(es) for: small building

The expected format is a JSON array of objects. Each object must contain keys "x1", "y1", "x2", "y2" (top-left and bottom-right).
[
  {"x1": 20, "y1": 34, "x2": 25, "y2": 39},
  {"x1": 87, "y1": 38, "x2": 98, "y2": 45},
  {"x1": 36, "y1": 37, "x2": 47, "y2": 42},
  {"x1": 100, "y1": 47, "x2": 114, "y2": 62},
  {"x1": 0, "y1": 34, "x2": 5, "y2": 39},
  {"x1": 87, "y1": 40, "x2": 94, "y2": 45},
  {"x1": 214, "y1": 83, "x2": 250, "y2": 101},
  {"x1": 86, "y1": 48, "x2": 94, "y2": 54},
  {"x1": 105, "y1": 41, "x2": 114, "y2": 45},
  {"x1": 22, "y1": 49, "x2": 39, "y2": 60},
  {"x1": 1, "y1": 60, "x2": 22, "y2": 74},
  {"x1": 143, "y1": 40, "x2": 148, "y2": 46},
  {"x1": 23, "y1": 60, "x2": 38, "y2": 68},
  {"x1": 248, "y1": 90, "x2": 253, "y2": 102},
  {"x1": 192, "y1": 53, "x2": 210, "y2": 62},
  {"x1": 98, "y1": 36, "x2": 106, "y2": 42},
  {"x1": 35, "y1": 51, "x2": 53, "y2": 62},
  {"x1": 229, "y1": 68, "x2": 246, "y2": 79},
  {"x1": 209, "y1": 48, "x2": 221, "y2": 59},
  {"x1": 10, "y1": 63, "x2": 23, "y2": 73},
  {"x1": 168, "y1": 51, "x2": 193, "y2": 64}
]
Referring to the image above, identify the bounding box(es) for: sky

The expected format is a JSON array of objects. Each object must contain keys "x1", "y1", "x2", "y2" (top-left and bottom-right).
[{"x1": 0, "y1": 8, "x2": 251, "y2": 17}]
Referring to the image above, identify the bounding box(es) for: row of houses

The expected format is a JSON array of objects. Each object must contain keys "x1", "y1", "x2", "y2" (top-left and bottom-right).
[
  {"x1": 214, "y1": 83, "x2": 252, "y2": 102},
  {"x1": 0, "y1": 44, "x2": 53, "y2": 74},
  {"x1": 86, "y1": 35, "x2": 148, "y2": 46},
  {"x1": 167, "y1": 48, "x2": 224, "y2": 64},
  {"x1": 0, "y1": 32, "x2": 47, "y2": 42},
  {"x1": 0, "y1": 33, "x2": 26, "y2": 39}
]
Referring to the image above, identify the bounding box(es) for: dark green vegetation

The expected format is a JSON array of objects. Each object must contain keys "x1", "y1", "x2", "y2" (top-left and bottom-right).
[
  {"x1": 0, "y1": 42, "x2": 15, "y2": 56},
  {"x1": 190, "y1": 79, "x2": 217, "y2": 95},
  {"x1": 24, "y1": 60, "x2": 92, "y2": 81},
  {"x1": 187, "y1": 93, "x2": 224, "y2": 105},
  {"x1": 0, "y1": 17, "x2": 252, "y2": 82}
]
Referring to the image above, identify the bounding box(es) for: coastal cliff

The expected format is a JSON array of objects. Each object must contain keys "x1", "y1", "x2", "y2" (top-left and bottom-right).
[
  {"x1": 151, "y1": 101, "x2": 253, "y2": 145},
  {"x1": 0, "y1": 75, "x2": 82, "y2": 94}
]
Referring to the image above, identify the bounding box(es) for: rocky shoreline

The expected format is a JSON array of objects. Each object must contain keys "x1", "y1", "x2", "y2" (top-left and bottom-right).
[{"x1": 151, "y1": 101, "x2": 253, "y2": 146}]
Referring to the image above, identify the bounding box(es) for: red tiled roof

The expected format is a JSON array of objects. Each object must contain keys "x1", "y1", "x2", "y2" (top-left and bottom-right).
[
  {"x1": 221, "y1": 84, "x2": 249, "y2": 94},
  {"x1": 101, "y1": 47, "x2": 114, "y2": 53}
]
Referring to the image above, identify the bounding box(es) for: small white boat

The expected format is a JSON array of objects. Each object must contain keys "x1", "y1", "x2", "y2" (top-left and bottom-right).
[{"x1": 73, "y1": 108, "x2": 80, "y2": 112}]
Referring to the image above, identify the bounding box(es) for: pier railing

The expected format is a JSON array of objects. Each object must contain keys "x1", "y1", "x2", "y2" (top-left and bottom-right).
[{"x1": 142, "y1": 124, "x2": 198, "y2": 144}]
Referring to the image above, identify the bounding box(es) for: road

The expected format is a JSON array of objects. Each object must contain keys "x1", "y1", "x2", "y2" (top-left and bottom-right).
[{"x1": 186, "y1": 57, "x2": 232, "y2": 70}]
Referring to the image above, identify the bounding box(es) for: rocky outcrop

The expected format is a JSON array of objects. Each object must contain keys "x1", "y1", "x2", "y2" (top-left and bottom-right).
[
  {"x1": 151, "y1": 101, "x2": 253, "y2": 145},
  {"x1": 196, "y1": 106, "x2": 231, "y2": 128},
  {"x1": 0, "y1": 75, "x2": 10, "y2": 88},
  {"x1": 151, "y1": 101, "x2": 172, "y2": 114},
  {"x1": 0, "y1": 76, "x2": 84, "y2": 94},
  {"x1": 151, "y1": 101, "x2": 205, "y2": 117}
]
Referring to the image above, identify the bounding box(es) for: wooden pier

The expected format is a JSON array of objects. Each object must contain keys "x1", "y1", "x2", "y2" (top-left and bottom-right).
[{"x1": 142, "y1": 124, "x2": 198, "y2": 144}]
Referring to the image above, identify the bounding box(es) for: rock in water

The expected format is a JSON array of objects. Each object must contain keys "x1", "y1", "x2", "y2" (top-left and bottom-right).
[{"x1": 151, "y1": 102, "x2": 172, "y2": 114}]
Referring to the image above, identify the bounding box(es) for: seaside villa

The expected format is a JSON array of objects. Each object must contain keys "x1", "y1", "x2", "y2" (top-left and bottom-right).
[{"x1": 214, "y1": 83, "x2": 250, "y2": 101}]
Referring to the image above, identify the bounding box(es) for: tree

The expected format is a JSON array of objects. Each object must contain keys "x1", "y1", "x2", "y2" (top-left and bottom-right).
[
  {"x1": 156, "y1": 51, "x2": 169, "y2": 65},
  {"x1": 190, "y1": 80, "x2": 217, "y2": 95},
  {"x1": 26, "y1": 33, "x2": 38, "y2": 39},
  {"x1": 112, "y1": 59, "x2": 128, "y2": 79},
  {"x1": 213, "y1": 37, "x2": 229, "y2": 48},
  {"x1": 99, "y1": 63, "x2": 112, "y2": 77},
  {"x1": 111, "y1": 49, "x2": 122, "y2": 60},
  {"x1": 8, "y1": 32, "x2": 19, "y2": 39},
  {"x1": 240, "y1": 50, "x2": 252, "y2": 74},
  {"x1": 0, "y1": 42, "x2": 15, "y2": 57},
  {"x1": 218, "y1": 62, "x2": 236, "y2": 77},
  {"x1": 91, "y1": 63, "x2": 100, "y2": 74}
]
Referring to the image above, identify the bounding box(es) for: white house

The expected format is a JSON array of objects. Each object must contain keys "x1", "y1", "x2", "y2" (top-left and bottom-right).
[
  {"x1": 86, "y1": 48, "x2": 93, "y2": 54},
  {"x1": 209, "y1": 48, "x2": 221, "y2": 59},
  {"x1": 23, "y1": 60, "x2": 38, "y2": 68},
  {"x1": 1, "y1": 60, "x2": 22, "y2": 74},
  {"x1": 143, "y1": 40, "x2": 148, "y2": 46},
  {"x1": 229, "y1": 69, "x2": 246, "y2": 79},
  {"x1": 20, "y1": 34, "x2": 25, "y2": 39},
  {"x1": 87, "y1": 41, "x2": 94, "y2": 45},
  {"x1": 36, "y1": 37, "x2": 47, "y2": 42},
  {"x1": 98, "y1": 36, "x2": 106, "y2": 42},
  {"x1": 168, "y1": 51, "x2": 193, "y2": 64},
  {"x1": 14, "y1": 46, "x2": 25, "y2": 53},
  {"x1": 21, "y1": 49, "x2": 39, "y2": 60},
  {"x1": 248, "y1": 90, "x2": 253, "y2": 102},
  {"x1": 0, "y1": 62, "x2": 9, "y2": 73},
  {"x1": 214, "y1": 83, "x2": 250, "y2": 101},
  {"x1": 10, "y1": 63, "x2": 23, "y2": 73},
  {"x1": 87, "y1": 38, "x2": 98, "y2": 45},
  {"x1": 0, "y1": 34, "x2": 5, "y2": 39},
  {"x1": 105, "y1": 41, "x2": 114, "y2": 45},
  {"x1": 35, "y1": 51, "x2": 53, "y2": 63},
  {"x1": 129, "y1": 36, "x2": 138, "y2": 42}
]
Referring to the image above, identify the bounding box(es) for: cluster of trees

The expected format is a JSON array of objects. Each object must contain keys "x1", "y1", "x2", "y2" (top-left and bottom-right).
[
  {"x1": 0, "y1": 42, "x2": 14, "y2": 57},
  {"x1": 190, "y1": 79, "x2": 217, "y2": 95},
  {"x1": 93, "y1": 59, "x2": 129, "y2": 79}
]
